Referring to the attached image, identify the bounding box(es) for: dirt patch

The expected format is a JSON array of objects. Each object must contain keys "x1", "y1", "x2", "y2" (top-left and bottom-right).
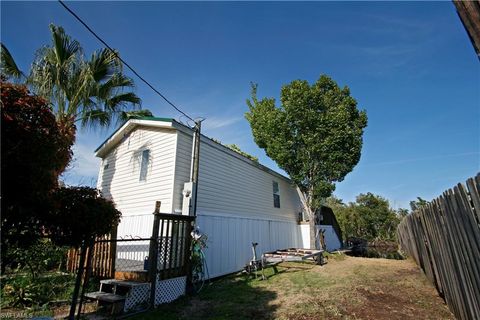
[
  {"x1": 348, "y1": 287, "x2": 423, "y2": 319},
  {"x1": 339, "y1": 257, "x2": 454, "y2": 320}
]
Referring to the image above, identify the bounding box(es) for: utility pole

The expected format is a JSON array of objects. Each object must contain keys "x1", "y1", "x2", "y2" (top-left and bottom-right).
[{"x1": 190, "y1": 120, "x2": 202, "y2": 217}]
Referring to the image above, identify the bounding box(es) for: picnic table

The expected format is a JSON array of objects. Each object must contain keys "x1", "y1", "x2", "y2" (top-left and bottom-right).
[{"x1": 263, "y1": 248, "x2": 325, "y2": 265}]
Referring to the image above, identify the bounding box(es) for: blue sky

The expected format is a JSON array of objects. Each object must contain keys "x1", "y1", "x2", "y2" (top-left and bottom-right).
[{"x1": 2, "y1": 1, "x2": 479, "y2": 209}]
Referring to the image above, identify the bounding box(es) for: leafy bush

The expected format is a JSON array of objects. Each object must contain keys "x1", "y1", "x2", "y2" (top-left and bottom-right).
[
  {"x1": 327, "y1": 193, "x2": 401, "y2": 241},
  {"x1": 47, "y1": 186, "x2": 121, "y2": 248},
  {"x1": 3, "y1": 239, "x2": 68, "y2": 277},
  {"x1": 1, "y1": 272, "x2": 75, "y2": 308}
]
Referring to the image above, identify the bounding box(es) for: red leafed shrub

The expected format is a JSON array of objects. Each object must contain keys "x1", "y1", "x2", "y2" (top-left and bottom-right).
[
  {"x1": 48, "y1": 187, "x2": 121, "y2": 248},
  {"x1": 1, "y1": 81, "x2": 73, "y2": 249}
]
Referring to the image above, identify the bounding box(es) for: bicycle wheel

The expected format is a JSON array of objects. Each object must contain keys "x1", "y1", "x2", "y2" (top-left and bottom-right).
[{"x1": 192, "y1": 267, "x2": 205, "y2": 293}]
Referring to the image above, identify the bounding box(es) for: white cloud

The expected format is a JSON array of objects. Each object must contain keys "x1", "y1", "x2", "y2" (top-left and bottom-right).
[
  {"x1": 64, "y1": 142, "x2": 101, "y2": 182},
  {"x1": 201, "y1": 116, "x2": 243, "y2": 131}
]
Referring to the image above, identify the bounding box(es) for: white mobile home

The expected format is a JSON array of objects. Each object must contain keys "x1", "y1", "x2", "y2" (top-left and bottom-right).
[{"x1": 96, "y1": 117, "x2": 306, "y2": 278}]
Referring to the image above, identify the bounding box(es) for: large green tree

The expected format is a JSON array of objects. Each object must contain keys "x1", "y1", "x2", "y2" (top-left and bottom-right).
[
  {"x1": 326, "y1": 193, "x2": 402, "y2": 241},
  {"x1": 354, "y1": 193, "x2": 399, "y2": 240},
  {"x1": 246, "y1": 75, "x2": 367, "y2": 247}
]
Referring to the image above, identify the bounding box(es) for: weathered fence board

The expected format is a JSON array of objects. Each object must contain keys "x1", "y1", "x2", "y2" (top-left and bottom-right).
[{"x1": 397, "y1": 174, "x2": 480, "y2": 320}]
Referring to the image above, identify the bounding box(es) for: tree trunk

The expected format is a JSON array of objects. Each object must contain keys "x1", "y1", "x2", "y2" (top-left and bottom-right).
[
  {"x1": 296, "y1": 187, "x2": 317, "y2": 249},
  {"x1": 309, "y1": 218, "x2": 317, "y2": 249}
]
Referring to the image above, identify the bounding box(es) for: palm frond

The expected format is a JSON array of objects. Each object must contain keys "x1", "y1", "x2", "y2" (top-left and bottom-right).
[
  {"x1": 66, "y1": 63, "x2": 94, "y2": 116},
  {"x1": 105, "y1": 92, "x2": 141, "y2": 111},
  {"x1": 49, "y1": 24, "x2": 81, "y2": 66},
  {"x1": 98, "y1": 73, "x2": 135, "y2": 100},
  {"x1": 29, "y1": 48, "x2": 56, "y2": 99},
  {"x1": 89, "y1": 48, "x2": 120, "y2": 83},
  {"x1": 79, "y1": 109, "x2": 111, "y2": 128},
  {"x1": 0, "y1": 43, "x2": 24, "y2": 80}
]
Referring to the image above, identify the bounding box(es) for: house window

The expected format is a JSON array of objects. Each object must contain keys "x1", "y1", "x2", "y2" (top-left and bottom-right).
[
  {"x1": 139, "y1": 149, "x2": 150, "y2": 181},
  {"x1": 273, "y1": 181, "x2": 280, "y2": 208},
  {"x1": 103, "y1": 160, "x2": 109, "y2": 170}
]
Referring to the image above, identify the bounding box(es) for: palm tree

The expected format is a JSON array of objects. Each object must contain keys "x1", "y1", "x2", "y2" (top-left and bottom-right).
[
  {"x1": 1, "y1": 24, "x2": 151, "y2": 143},
  {"x1": 29, "y1": 24, "x2": 151, "y2": 139}
]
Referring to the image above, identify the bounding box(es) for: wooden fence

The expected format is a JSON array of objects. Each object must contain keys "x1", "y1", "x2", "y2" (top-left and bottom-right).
[
  {"x1": 397, "y1": 174, "x2": 480, "y2": 320},
  {"x1": 66, "y1": 232, "x2": 117, "y2": 279},
  {"x1": 66, "y1": 212, "x2": 196, "y2": 280}
]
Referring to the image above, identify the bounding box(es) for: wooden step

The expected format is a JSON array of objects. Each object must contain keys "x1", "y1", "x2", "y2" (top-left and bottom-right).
[
  {"x1": 115, "y1": 270, "x2": 148, "y2": 282},
  {"x1": 85, "y1": 291, "x2": 126, "y2": 315},
  {"x1": 85, "y1": 291, "x2": 126, "y2": 303},
  {"x1": 101, "y1": 279, "x2": 150, "y2": 287}
]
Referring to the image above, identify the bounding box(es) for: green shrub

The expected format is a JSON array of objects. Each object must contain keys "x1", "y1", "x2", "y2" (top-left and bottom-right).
[
  {"x1": 1, "y1": 272, "x2": 75, "y2": 308},
  {"x1": 3, "y1": 239, "x2": 68, "y2": 277}
]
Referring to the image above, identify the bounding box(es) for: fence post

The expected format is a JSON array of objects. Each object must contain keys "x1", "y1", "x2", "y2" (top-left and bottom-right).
[
  {"x1": 148, "y1": 201, "x2": 161, "y2": 308},
  {"x1": 110, "y1": 224, "x2": 118, "y2": 279},
  {"x1": 76, "y1": 238, "x2": 95, "y2": 319},
  {"x1": 68, "y1": 241, "x2": 87, "y2": 320}
]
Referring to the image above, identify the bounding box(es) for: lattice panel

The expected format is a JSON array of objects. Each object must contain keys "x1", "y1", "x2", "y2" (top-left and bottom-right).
[
  {"x1": 154, "y1": 276, "x2": 187, "y2": 306},
  {"x1": 124, "y1": 283, "x2": 150, "y2": 312}
]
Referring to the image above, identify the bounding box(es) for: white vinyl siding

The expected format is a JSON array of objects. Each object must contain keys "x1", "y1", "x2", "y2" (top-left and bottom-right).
[
  {"x1": 97, "y1": 126, "x2": 177, "y2": 237},
  {"x1": 173, "y1": 131, "x2": 301, "y2": 221},
  {"x1": 172, "y1": 131, "x2": 302, "y2": 277},
  {"x1": 198, "y1": 215, "x2": 301, "y2": 278},
  {"x1": 172, "y1": 130, "x2": 194, "y2": 213}
]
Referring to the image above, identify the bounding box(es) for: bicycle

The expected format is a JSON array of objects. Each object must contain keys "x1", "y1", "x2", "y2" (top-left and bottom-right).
[
  {"x1": 191, "y1": 227, "x2": 209, "y2": 293},
  {"x1": 243, "y1": 242, "x2": 268, "y2": 280}
]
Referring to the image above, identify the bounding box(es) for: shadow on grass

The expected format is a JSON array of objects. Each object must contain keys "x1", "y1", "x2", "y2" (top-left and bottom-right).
[{"x1": 134, "y1": 275, "x2": 279, "y2": 320}]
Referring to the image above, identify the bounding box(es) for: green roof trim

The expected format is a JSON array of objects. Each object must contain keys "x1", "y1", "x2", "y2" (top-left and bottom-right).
[
  {"x1": 94, "y1": 117, "x2": 173, "y2": 153},
  {"x1": 134, "y1": 116, "x2": 173, "y2": 122}
]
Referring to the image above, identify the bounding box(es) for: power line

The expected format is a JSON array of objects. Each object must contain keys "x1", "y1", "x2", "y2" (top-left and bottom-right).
[{"x1": 58, "y1": 0, "x2": 195, "y2": 123}]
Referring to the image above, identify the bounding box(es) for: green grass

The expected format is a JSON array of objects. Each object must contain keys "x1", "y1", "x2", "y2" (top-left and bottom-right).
[{"x1": 132, "y1": 256, "x2": 454, "y2": 320}]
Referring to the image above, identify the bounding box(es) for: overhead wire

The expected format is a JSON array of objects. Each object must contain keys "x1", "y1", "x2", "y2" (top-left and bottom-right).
[{"x1": 57, "y1": 0, "x2": 196, "y2": 124}]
